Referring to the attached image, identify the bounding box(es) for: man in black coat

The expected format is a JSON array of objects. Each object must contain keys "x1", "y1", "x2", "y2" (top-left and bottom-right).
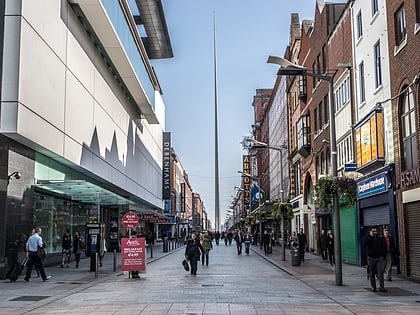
[
  {"x1": 364, "y1": 226, "x2": 387, "y2": 292},
  {"x1": 318, "y1": 229, "x2": 327, "y2": 261},
  {"x1": 297, "y1": 228, "x2": 307, "y2": 261}
]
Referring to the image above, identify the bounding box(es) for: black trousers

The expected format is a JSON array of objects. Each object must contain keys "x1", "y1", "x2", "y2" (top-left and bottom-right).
[
  {"x1": 189, "y1": 256, "x2": 198, "y2": 275},
  {"x1": 25, "y1": 252, "x2": 47, "y2": 281}
]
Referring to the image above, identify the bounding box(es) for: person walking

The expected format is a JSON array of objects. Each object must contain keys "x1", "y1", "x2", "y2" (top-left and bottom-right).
[
  {"x1": 200, "y1": 230, "x2": 213, "y2": 265},
  {"x1": 326, "y1": 229, "x2": 335, "y2": 266},
  {"x1": 73, "y1": 231, "x2": 85, "y2": 268},
  {"x1": 270, "y1": 231, "x2": 276, "y2": 247},
  {"x1": 383, "y1": 229, "x2": 396, "y2": 281},
  {"x1": 253, "y1": 230, "x2": 259, "y2": 246},
  {"x1": 99, "y1": 232, "x2": 107, "y2": 267},
  {"x1": 364, "y1": 226, "x2": 387, "y2": 292},
  {"x1": 185, "y1": 233, "x2": 204, "y2": 275},
  {"x1": 234, "y1": 230, "x2": 243, "y2": 255},
  {"x1": 297, "y1": 228, "x2": 307, "y2": 261},
  {"x1": 262, "y1": 230, "x2": 270, "y2": 255},
  {"x1": 244, "y1": 231, "x2": 252, "y2": 255},
  {"x1": 61, "y1": 229, "x2": 72, "y2": 268},
  {"x1": 318, "y1": 229, "x2": 328, "y2": 261},
  {"x1": 215, "y1": 231, "x2": 221, "y2": 245},
  {"x1": 24, "y1": 228, "x2": 51, "y2": 282}
]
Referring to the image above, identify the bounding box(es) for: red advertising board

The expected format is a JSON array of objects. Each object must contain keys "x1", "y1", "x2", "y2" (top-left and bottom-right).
[
  {"x1": 121, "y1": 237, "x2": 146, "y2": 272},
  {"x1": 122, "y1": 211, "x2": 139, "y2": 229}
]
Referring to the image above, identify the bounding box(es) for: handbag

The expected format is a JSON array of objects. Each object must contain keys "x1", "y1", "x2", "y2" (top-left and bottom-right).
[{"x1": 182, "y1": 259, "x2": 189, "y2": 271}]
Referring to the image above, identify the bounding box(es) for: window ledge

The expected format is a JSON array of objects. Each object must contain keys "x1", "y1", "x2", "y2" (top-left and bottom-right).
[
  {"x1": 373, "y1": 85, "x2": 383, "y2": 95},
  {"x1": 370, "y1": 11, "x2": 379, "y2": 25},
  {"x1": 394, "y1": 35, "x2": 408, "y2": 56},
  {"x1": 415, "y1": 23, "x2": 420, "y2": 35}
]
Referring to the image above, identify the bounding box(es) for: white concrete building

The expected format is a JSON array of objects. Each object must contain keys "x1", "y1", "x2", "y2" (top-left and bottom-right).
[
  {"x1": 0, "y1": 0, "x2": 173, "y2": 274},
  {"x1": 351, "y1": 0, "x2": 393, "y2": 164}
]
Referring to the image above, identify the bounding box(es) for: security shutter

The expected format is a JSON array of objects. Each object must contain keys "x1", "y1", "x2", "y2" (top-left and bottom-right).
[
  {"x1": 405, "y1": 202, "x2": 420, "y2": 278},
  {"x1": 363, "y1": 206, "x2": 390, "y2": 226}
]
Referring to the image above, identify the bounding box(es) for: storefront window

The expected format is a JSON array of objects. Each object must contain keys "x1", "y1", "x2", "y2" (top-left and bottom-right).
[{"x1": 33, "y1": 193, "x2": 94, "y2": 254}]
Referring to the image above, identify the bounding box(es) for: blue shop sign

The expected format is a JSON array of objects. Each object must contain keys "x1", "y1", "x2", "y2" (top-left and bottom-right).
[{"x1": 357, "y1": 172, "x2": 387, "y2": 198}]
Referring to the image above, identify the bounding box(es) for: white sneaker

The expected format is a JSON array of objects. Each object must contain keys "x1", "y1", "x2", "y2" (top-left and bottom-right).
[{"x1": 44, "y1": 275, "x2": 51, "y2": 281}]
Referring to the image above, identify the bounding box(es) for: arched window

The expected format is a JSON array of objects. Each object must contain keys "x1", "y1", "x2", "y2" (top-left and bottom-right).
[
  {"x1": 400, "y1": 86, "x2": 417, "y2": 170},
  {"x1": 321, "y1": 152, "x2": 325, "y2": 175}
]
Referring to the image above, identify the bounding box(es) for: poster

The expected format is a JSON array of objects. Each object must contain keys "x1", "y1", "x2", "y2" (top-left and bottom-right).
[{"x1": 121, "y1": 237, "x2": 146, "y2": 272}]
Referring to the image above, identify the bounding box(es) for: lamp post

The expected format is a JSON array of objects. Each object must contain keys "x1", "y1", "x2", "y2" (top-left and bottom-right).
[
  {"x1": 267, "y1": 55, "x2": 342, "y2": 286},
  {"x1": 243, "y1": 138, "x2": 288, "y2": 261}
]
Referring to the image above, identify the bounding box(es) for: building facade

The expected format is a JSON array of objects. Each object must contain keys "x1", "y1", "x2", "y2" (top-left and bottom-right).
[
  {"x1": 386, "y1": 0, "x2": 420, "y2": 280},
  {"x1": 0, "y1": 0, "x2": 173, "y2": 276}
]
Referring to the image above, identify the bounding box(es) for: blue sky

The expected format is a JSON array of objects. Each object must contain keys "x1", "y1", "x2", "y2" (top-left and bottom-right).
[{"x1": 152, "y1": 0, "x2": 316, "y2": 230}]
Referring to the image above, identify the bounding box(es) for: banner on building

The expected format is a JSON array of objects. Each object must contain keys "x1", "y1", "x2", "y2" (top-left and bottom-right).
[
  {"x1": 354, "y1": 108, "x2": 384, "y2": 168},
  {"x1": 162, "y1": 132, "x2": 171, "y2": 200},
  {"x1": 243, "y1": 155, "x2": 251, "y2": 208},
  {"x1": 181, "y1": 182, "x2": 186, "y2": 213}
]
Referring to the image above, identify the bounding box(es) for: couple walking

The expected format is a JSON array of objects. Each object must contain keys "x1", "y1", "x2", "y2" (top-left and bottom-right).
[
  {"x1": 184, "y1": 231, "x2": 212, "y2": 275},
  {"x1": 235, "y1": 230, "x2": 252, "y2": 255}
]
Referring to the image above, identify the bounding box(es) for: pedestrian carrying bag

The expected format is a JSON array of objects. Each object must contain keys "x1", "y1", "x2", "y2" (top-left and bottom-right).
[{"x1": 182, "y1": 259, "x2": 189, "y2": 271}]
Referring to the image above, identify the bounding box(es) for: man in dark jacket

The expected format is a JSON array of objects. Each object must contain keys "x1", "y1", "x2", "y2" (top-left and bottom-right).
[
  {"x1": 184, "y1": 233, "x2": 204, "y2": 276},
  {"x1": 364, "y1": 226, "x2": 387, "y2": 292},
  {"x1": 318, "y1": 229, "x2": 327, "y2": 261},
  {"x1": 297, "y1": 228, "x2": 307, "y2": 261}
]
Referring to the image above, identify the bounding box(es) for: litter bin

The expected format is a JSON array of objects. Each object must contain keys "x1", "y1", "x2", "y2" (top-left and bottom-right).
[{"x1": 290, "y1": 240, "x2": 300, "y2": 266}]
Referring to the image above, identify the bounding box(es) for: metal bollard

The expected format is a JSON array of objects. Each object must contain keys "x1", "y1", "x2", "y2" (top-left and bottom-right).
[
  {"x1": 113, "y1": 249, "x2": 116, "y2": 272},
  {"x1": 95, "y1": 252, "x2": 99, "y2": 278}
]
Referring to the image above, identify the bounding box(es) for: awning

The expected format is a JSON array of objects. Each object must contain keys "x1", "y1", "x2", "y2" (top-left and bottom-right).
[{"x1": 34, "y1": 180, "x2": 136, "y2": 206}]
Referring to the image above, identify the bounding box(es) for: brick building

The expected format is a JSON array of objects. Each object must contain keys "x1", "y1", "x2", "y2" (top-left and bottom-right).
[{"x1": 387, "y1": 0, "x2": 420, "y2": 280}]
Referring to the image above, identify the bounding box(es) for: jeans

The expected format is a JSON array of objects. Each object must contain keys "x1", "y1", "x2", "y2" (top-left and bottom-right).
[
  {"x1": 368, "y1": 256, "x2": 385, "y2": 290},
  {"x1": 245, "y1": 242, "x2": 250, "y2": 254},
  {"x1": 202, "y1": 251, "x2": 209, "y2": 265}
]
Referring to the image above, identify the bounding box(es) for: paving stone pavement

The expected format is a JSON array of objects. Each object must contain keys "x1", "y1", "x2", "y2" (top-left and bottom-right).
[{"x1": 1, "y1": 241, "x2": 420, "y2": 314}]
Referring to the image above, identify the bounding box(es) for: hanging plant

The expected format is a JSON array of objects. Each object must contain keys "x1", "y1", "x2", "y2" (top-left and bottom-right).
[
  {"x1": 271, "y1": 201, "x2": 294, "y2": 220},
  {"x1": 315, "y1": 176, "x2": 357, "y2": 210},
  {"x1": 245, "y1": 215, "x2": 253, "y2": 225}
]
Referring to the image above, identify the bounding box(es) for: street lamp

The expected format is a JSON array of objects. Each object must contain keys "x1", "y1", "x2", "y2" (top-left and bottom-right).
[
  {"x1": 243, "y1": 137, "x2": 288, "y2": 261},
  {"x1": 267, "y1": 55, "x2": 342, "y2": 286}
]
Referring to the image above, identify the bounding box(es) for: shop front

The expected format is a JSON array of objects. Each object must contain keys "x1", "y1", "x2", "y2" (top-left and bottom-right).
[{"x1": 357, "y1": 165, "x2": 397, "y2": 266}]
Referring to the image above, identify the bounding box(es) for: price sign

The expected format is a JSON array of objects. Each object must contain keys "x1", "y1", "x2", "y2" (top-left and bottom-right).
[{"x1": 122, "y1": 211, "x2": 139, "y2": 229}]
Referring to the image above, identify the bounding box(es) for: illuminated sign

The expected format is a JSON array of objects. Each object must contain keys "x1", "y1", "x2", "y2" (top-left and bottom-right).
[
  {"x1": 243, "y1": 155, "x2": 251, "y2": 207},
  {"x1": 355, "y1": 108, "x2": 384, "y2": 168}
]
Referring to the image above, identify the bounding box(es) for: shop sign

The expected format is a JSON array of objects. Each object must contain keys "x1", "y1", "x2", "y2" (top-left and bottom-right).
[
  {"x1": 357, "y1": 172, "x2": 387, "y2": 198},
  {"x1": 400, "y1": 168, "x2": 420, "y2": 188},
  {"x1": 121, "y1": 237, "x2": 146, "y2": 272},
  {"x1": 243, "y1": 155, "x2": 251, "y2": 206},
  {"x1": 122, "y1": 211, "x2": 139, "y2": 229},
  {"x1": 162, "y1": 132, "x2": 171, "y2": 199}
]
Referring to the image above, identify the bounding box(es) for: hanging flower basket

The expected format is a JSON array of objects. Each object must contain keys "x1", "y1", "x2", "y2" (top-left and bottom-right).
[
  {"x1": 271, "y1": 201, "x2": 294, "y2": 220},
  {"x1": 315, "y1": 176, "x2": 357, "y2": 210}
]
